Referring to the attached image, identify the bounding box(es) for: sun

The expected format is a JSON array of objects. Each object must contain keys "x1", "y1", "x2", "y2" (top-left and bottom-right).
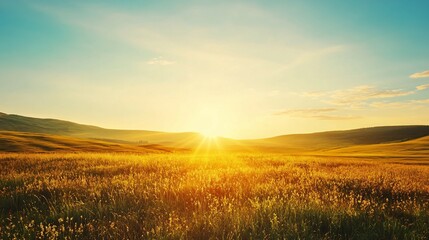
[
  {"x1": 200, "y1": 127, "x2": 220, "y2": 139},
  {"x1": 193, "y1": 109, "x2": 224, "y2": 139}
]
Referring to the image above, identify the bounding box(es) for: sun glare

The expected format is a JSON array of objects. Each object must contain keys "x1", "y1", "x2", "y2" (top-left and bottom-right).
[
  {"x1": 200, "y1": 128, "x2": 219, "y2": 139},
  {"x1": 192, "y1": 108, "x2": 227, "y2": 139}
]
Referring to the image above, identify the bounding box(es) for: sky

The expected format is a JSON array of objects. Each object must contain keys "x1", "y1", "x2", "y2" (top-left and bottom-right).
[{"x1": 0, "y1": 0, "x2": 429, "y2": 139}]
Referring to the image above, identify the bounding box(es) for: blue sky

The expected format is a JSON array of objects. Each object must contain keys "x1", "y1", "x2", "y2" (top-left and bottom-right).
[{"x1": 1, "y1": 0, "x2": 428, "y2": 138}]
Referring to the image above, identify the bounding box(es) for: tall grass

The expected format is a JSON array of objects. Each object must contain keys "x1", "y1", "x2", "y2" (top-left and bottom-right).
[{"x1": 0, "y1": 153, "x2": 428, "y2": 239}]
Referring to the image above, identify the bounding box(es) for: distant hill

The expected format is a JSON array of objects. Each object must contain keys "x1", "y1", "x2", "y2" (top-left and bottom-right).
[
  {"x1": 0, "y1": 112, "x2": 203, "y2": 148},
  {"x1": 323, "y1": 135, "x2": 429, "y2": 157},
  {"x1": 270, "y1": 125, "x2": 429, "y2": 144},
  {"x1": 1, "y1": 112, "x2": 429, "y2": 155},
  {"x1": 235, "y1": 126, "x2": 429, "y2": 153},
  {"x1": 0, "y1": 131, "x2": 176, "y2": 153}
]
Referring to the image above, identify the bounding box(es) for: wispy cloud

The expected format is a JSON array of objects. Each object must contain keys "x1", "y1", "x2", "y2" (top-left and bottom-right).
[
  {"x1": 146, "y1": 57, "x2": 175, "y2": 66},
  {"x1": 416, "y1": 84, "x2": 429, "y2": 90},
  {"x1": 275, "y1": 108, "x2": 336, "y2": 116},
  {"x1": 370, "y1": 98, "x2": 429, "y2": 109},
  {"x1": 329, "y1": 85, "x2": 413, "y2": 106},
  {"x1": 274, "y1": 108, "x2": 359, "y2": 120},
  {"x1": 314, "y1": 115, "x2": 360, "y2": 120},
  {"x1": 302, "y1": 85, "x2": 414, "y2": 108},
  {"x1": 275, "y1": 45, "x2": 346, "y2": 73},
  {"x1": 412, "y1": 99, "x2": 429, "y2": 104},
  {"x1": 32, "y1": 2, "x2": 346, "y2": 80},
  {"x1": 369, "y1": 101, "x2": 410, "y2": 109},
  {"x1": 300, "y1": 91, "x2": 326, "y2": 98},
  {"x1": 410, "y1": 70, "x2": 429, "y2": 79}
]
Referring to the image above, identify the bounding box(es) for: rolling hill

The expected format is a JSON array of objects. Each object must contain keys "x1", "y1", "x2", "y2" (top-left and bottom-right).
[
  {"x1": 0, "y1": 131, "x2": 176, "y2": 153},
  {"x1": 324, "y1": 135, "x2": 429, "y2": 157},
  {"x1": 241, "y1": 125, "x2": 429, "y2": 153},
  {"x1": 1, "y1": 111, "x2": 429, "y2": 155},
  {"x1": 0, "y1": 112, "x2": 203, "y2": 148}
]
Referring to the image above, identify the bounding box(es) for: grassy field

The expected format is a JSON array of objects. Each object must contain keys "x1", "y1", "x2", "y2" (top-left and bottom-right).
[{"x1": 1, "y1": 153, "x2": 428, "y2": 239}]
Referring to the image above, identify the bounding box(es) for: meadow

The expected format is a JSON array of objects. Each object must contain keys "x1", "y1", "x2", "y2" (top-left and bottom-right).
[{"x1": 0, "y1": 153, "x2": 428, "y2": 239}]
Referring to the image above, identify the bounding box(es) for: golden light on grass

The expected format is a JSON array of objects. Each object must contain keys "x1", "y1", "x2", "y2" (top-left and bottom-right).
[
  {"x1": 1, "y1": 153, "x2": 428, "y2": 239},
  {"x1": 193, "y1": 134, "x2": 223, "y2": 156}
]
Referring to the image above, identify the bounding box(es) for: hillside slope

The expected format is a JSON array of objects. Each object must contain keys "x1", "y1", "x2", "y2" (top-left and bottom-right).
[
  {"x1": 2, "y1": 112, "x2": 429, "y2": 154},
  {"x1": 240, "y1": 126, "x2": 429, "y2": 153},
  {"x1": 324, "y1": 135, "x2": 429, "y2": 156},
  {"x1": 0, "y1": 112, "x2": 202, "y2": 147},
  {"x1": 0, "y1": 131, "x2": 176, "y2": 153}
]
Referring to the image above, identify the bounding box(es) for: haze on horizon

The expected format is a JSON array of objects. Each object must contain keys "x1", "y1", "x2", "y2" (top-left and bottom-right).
[{"x1": 0, "y1": 0, "x2": 429, "y2": 139}]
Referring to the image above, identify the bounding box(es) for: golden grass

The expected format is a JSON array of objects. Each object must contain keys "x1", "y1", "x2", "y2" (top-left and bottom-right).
[{"x1": 0, "y1": 153, "x2": 428, "y2": 239}]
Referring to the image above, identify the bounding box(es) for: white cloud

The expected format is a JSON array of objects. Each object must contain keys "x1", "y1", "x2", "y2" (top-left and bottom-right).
[
  {"x1": 330, "y1": 85, "x2": 413, "y2": 106},
  {"x1": 314, "y1": 115, "x2": 360, "y2": 120},
  {"x1": 300, "y1": 91, "x2": 327, "y2": 98},
  {"x1": 146, "y1": 57, "x2": 175, "y2": 66},
  {"x1": 412, "y1": 99, "x2": 429, "y2": 104},
  {"x1": 302, "y1": 85, "x2": 414, "y2": 108},
  {"x1": 274, "y1": 108, "x2": 359, "y2": 120},
  {"x1": 410, "y1": 70, "x2": 429, "y2": 79},
  {"x1": 275, "y1": 108, "x2": 336, "y2": 116},
  {"x1": 369, "y1": 101, "x2": 410, "y2": 109},
  {"x1": 275, "y1": 45, "x2": 346, "y2": 73},
  {"x1": 32, "y1": 3, "x2": 346, "y2": 79},
  {"x1": 370, "y1": 98, "x2": 429, "y2": 109},
  {"x1": 416, "y1": 84, "x2": 429, "y2": 90}
]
